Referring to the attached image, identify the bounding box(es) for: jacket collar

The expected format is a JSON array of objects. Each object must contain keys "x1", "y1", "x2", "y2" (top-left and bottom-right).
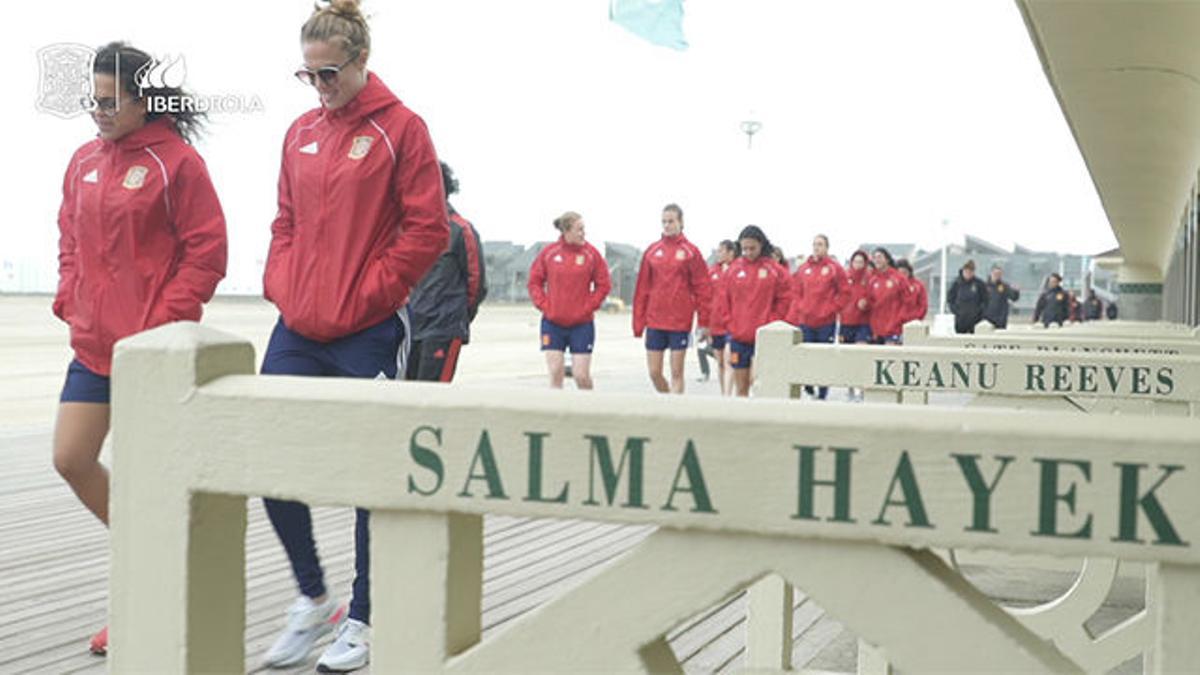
[
  {"x1": 324, "y1": 72, "x2": 398, "y2": 124},
  {"x1": 103, "y1": 117, "x2": 178, "y2": 151}
]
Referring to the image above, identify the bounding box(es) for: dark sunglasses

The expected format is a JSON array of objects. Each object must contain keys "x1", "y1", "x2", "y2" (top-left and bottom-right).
[{"x1": 294, "y1": 56, "x2": 356, "y2": 87}]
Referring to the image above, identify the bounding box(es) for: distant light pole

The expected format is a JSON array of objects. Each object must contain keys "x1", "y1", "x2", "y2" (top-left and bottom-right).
[{"x1": 740, "y1": 119, "x2": 762, "y2": 149}]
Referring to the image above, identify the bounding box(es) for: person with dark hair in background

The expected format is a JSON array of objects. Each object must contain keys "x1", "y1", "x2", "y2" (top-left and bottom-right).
[
  {"x1": 259, "y1": 1, "x2": 449, "y2": 670},
  {"x1": 895, "y1": 258, "x2": 928, "y2": 325},
  {"x1": 1033, "y1": 273, "x2": 1071, "y2": 327},
  {"x1": 867, "y1": 248, "x2": 906, "y2": 344},
  {"x1": 770, "y1": 246, "x2": 790, "y2": 273},
  {"x1": 406, "y1": 162, "x2": 486, "y2": 382},
  {"x1": 1106, "y1": 302, "x2": 1119, "y2": 320},
  {"x1": 1082, "y1": 290, "x2": 1104, "y2": 321},
  {"x1": 982, "y1": 263, "x2": 1019, "y2": 329},
  {"x1": 789, "y1": 234, "x2": 847, "y2": 400},
  {"x1": 839, "y1": 250, "x2": 873, "y2": 345},
  {"x1": 1068, "y1": 290, "x2": 1082, "y2": 322},
  {"x1": 528, "y1": 211, "x2": 611, "y2": 389},
  {"x1": 698, "y1": 239, "x2": 737, "y2": 394},
  {"x1": 719, "y1": 226, "x2": 792, "y2": 396},
  {"x1": 947, "y1": 259, "x2": 988, "y2": 334},
  {"x1": 52, "y1": 41, "x2": 228, "y2": 656},
  {"x1": 632, "y1": 203, "x2": 711, "y2": 394}
]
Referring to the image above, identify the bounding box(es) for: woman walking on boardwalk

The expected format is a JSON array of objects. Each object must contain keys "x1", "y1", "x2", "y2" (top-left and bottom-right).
[
  {"x1": 258, "y1": 1, "x2": 448, "y2": 670},
  {"x1": 839, "y1": 250, "x2": 873, "y2": 346},
  {"x1": 788, "y1": 234, "x2": 848, "y2": 400},
  {"x1": 867, "y1": 248, "x2": 907, "y2": 344},
  {"x1": 52, "y1": 42, "x2": 227, "y2": 655},
  {"x1": 896, "y1": 258, "x2": 928, "y2": 326},
  {"x1": 632, "y1": 204, "x2": 712, "y2": 394},
  {"x1": 702, "y1": 239, "x2": 737, "y2": 395},
  {"x1": 528, "y1": 211, "x2": 612, "y2": 389},
  {"x1": 718, "y1": 226, "x2": 792, "y2": 396}
]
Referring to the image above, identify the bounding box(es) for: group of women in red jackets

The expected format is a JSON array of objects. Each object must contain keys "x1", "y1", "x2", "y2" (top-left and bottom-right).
[{"x1": 528, "y1": 203, "x2": 930, "y2": 397}]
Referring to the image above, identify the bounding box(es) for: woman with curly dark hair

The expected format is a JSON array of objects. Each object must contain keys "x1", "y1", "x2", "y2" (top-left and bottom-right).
[{"x1": 53, "y1": 41, "x2": 227, "y2": 656}]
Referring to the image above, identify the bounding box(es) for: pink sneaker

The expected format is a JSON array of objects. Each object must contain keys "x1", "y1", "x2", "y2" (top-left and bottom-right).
[{"x1": 89, "y1": 626, "x2": 108, "y2": 655}]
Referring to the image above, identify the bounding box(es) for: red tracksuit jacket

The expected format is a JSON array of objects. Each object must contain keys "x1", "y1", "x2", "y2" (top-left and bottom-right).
[
  {"x1": 528, "y1": 238, "x2": 612, "y2": 327},
  {"x1": 719, "y1": 256, "x2": 792, "y2": 344},
  {"x1": 264, "y1": 73, "x2": 448, "y2": 342},
  {"x1": 632, "y1": 234, "x2": 712, "y2": 336},
  {"x1": 868, "y1": 267, "x2": 908, "y2": 339},
  {"x1": 902, "y1": 276, "x2": 928, "y2": 323},
  {"x1": 707, "y1": 263, "x2": 731, "y2": 335},
  {"x1": 838, "y1": 266, "x2": 872, "y2": 327},
  {"x1": 54, "y1": 118, "x2": 227, "y2": 376},
  {"x1": 788, "y1": 255, "x2": 848, "y2": 328}
]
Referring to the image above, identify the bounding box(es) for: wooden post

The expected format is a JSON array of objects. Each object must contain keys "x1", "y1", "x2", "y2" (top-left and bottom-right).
[
  {"x1": 109, "y1": 323, "x2": 254, "y2": 674},
  {"x1": 745, "y1": 573, "x2": 794, "y2": 670},
  {"x1": 1150, "y1": 562, "x2": 1200, "y2": 673},
  {"x1": 372, "y1": 510, "x2": 483, "y2": 672}
]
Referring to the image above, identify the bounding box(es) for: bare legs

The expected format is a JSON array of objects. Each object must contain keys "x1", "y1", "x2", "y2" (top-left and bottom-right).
[
  {"x1": 645, "y1": 349, "x2": 686, "y2": 394},
  {"x1": 546, "y1": 351, "x2": 593, "y2": 390},
  {"x1": 53, "y1": 402, "x2": 111, "y2": 525},
  {"x1": 572, "y1": 354, "x2": 593, "y2": 390}
]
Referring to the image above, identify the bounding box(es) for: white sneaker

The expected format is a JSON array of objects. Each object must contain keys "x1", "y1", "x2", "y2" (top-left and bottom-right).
[
  {"x1": 262, "y1": 595, "x2": 341, "y2": 668},
  {"x1": 317, "y1": 618, "x2": 370, "y2": 673}
]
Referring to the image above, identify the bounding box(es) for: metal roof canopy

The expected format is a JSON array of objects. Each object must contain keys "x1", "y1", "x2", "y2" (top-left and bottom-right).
[{"x1": 1017, "y1": 0, "x2": 1200, "y2": 282}]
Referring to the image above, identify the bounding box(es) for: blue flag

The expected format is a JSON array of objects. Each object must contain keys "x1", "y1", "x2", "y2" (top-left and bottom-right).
[{"x1": 609, "y1": 0, "x2": 688, "y2": 51}]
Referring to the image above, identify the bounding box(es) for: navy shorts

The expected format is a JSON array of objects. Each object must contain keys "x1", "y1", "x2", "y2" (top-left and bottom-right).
[
  {"x1": 710, "y1": 333, "x2": 729, "y2": 350},
  {"x1": 839, "y1": 324, "x2": 872, "y2": 343},
  {"x1": 60, "y1": 359, "x2": 111, "y2": 404},
  {"x1": 800, "y1": 324, "x2": 837, "y2": 344},
  {"x1": 541, "y1": 318, "x2": 594, "y2": 354},
  {"x1": 262, "y1": 312, "x2": 410, "y2": 379},
  {"x1": 645, "y1": 328, "x2": 690, "y2": 351},
  {"x1": 873, "y1": 334, "x2": 902, "y2": 345},
  {"x1": 729, "y1": 340, "x2": 755, "y2": 370}
]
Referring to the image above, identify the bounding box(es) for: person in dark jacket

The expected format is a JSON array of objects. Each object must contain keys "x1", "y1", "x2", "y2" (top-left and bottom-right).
[
  {"x1": 982, "y1": 264, "x2": 1019, "y2": 328},
  {"x1": 407, "y1": 162, "x2": 487, "y2": 382},
  {"x1": 1033, "y1": 273, "x2": 1071, "y2": 326},
  {"x1": 1082, "y1": 290, "x2": 1104, "y2": 321},
  {"x1": 946, "y1": 260, "x2": 988, "y2": 334}
]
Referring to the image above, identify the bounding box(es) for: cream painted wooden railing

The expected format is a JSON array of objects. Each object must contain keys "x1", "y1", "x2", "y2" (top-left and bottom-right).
[
  {"x1": 753, "y1": 321, "x2": 1200, "y2": 673},
  {"x1": 906, "y1": 322, "x2": 1200, "y2": 357},
  {"x1": 108, "y1": 323, "x2": 1200, "y2": 673}
]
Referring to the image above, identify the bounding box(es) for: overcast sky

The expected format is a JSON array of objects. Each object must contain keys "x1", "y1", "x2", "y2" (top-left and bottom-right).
[{"x1": 9, "y1": 0, "x2": 1116, "y2": 294}]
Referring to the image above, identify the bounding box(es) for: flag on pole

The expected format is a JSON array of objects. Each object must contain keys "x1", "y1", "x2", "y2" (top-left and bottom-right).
[{"x1": 609, "y1": 0, "x2": 688, "y2": 51}]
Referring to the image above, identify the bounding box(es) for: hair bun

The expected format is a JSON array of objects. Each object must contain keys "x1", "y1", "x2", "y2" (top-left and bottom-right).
[{"x1": 314, "y1": 0, "x2": 365, "y2": 22}]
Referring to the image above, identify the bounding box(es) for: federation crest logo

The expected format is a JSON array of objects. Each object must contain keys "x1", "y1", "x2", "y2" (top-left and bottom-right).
[
  {"x1": 758, "y1": 268, "x2": 768, "y2": 279},
  {"x1": 675, "y1": 249, "x2": 686, "y2": 260},
  {"x1": 348, "y1": 135, "x2": 374, "y2": 160},
  {"x1": 821, "y1": 266, "x2": 830, "y2": 276},
  {"x1": 575, "y1": 254, "x2": 585, "y2": 265},
  {"x1": 886, "y1": 280, "x2": 894, "y2": 289},
  {"x1": 35, "y1": 43, "x2": 95, "y2": 119},
  {"x1": 122, "y1": 166, "x2": 149, "y2": 190},
  {"x1": 1056, "y1": 293, "x2": 1064, "y2": 301},
  {"x1": 998, "y1": 284, "x2": 1005, "y2": 292}
]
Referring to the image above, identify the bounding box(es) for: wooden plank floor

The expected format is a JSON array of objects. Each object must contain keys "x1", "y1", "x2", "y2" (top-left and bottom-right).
[{"x1": 0, "y1": 427, "x2": 858, "y2": 674}]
